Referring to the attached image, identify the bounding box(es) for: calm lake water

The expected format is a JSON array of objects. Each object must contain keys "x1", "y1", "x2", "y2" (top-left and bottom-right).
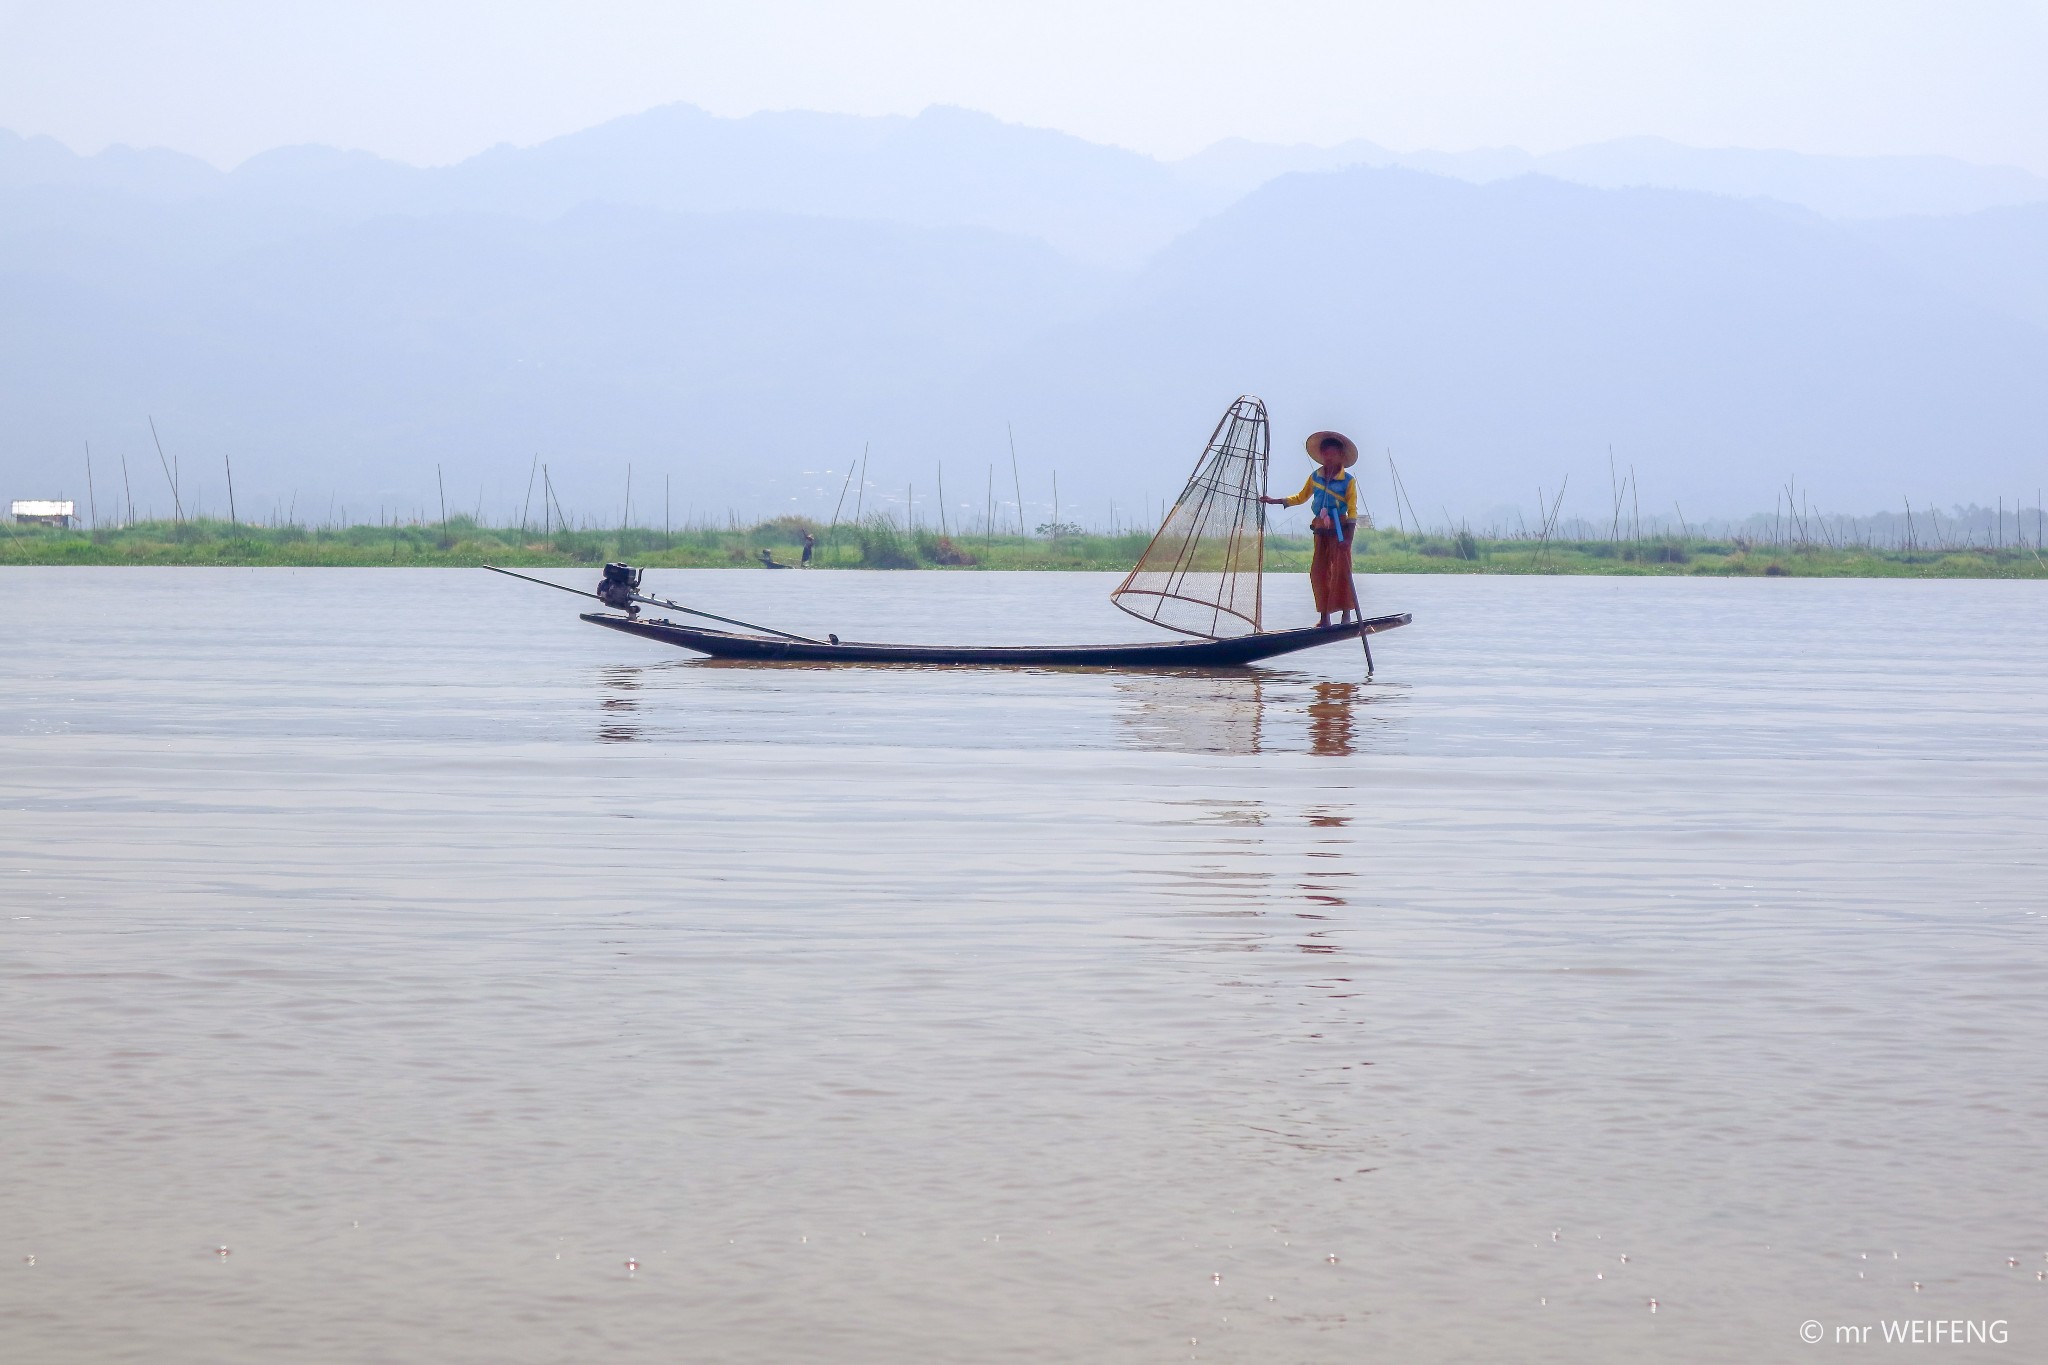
[{"x1": 3, "y1": 568, "x2": 2045, "y2": 1364}]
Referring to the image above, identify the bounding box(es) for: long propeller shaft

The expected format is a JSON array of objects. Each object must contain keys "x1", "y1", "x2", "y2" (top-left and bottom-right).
[{"x1": 482, "y1": 564, "x2": 822, "y2": 643}]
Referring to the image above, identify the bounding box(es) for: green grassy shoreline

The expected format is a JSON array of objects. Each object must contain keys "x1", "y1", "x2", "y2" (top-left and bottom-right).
[{"x1": 6, "y1": 517, "x2": 2045, "y2": 578}]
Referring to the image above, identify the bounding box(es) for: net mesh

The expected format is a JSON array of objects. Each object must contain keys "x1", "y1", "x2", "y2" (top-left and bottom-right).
[{"x1": 1110, "y1": 395, "x2": 1270, "y2": 639}]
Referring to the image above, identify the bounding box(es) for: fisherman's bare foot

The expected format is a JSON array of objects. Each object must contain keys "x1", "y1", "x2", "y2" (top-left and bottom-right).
[{"x1": 1318, "y1": 614, "x2": 1332, "y2": 627}]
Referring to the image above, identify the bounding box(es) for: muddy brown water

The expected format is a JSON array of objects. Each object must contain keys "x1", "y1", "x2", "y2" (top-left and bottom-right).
[{"x1": 3, "y1": 568, "x2": 2045, "y2": 1363}]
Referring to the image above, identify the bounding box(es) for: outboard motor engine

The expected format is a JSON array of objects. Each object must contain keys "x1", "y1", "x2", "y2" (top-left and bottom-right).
[{"x1": 597, "y1": 562, "x2": 643, "y2": 615}]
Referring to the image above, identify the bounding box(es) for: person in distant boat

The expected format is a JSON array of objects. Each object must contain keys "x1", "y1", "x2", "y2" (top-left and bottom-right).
[
  {"x1": 1261, "y1": 431, "x2": 1360, "y2": 627},
  {"x1": 801, "y1": 530, "x2": 816, "y2": 567}
]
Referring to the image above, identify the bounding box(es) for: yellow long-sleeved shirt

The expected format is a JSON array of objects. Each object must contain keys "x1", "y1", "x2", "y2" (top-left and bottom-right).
[{"x1": 1280, "y1": 470, "x2": 1358, "y2": 519}]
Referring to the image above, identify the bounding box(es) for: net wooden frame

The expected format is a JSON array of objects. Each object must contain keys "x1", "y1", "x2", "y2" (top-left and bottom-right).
[{"x1": 1110, "y1": 395, "x2": 1270, "y2": 640}]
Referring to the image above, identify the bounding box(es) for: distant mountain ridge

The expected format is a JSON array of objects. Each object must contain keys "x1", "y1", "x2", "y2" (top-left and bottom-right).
[
  {"x1": 4, "y1": 108, "x2": 1224, "y2": 266},
  {"x1": 10, "y1": 109, "x2": 2048, "y2": 259},
  {"x1": 935, "y1": 167, "x2": 2048, "y2": 518},
  {"x1": 1174, "y1": 134, "x2": 2048, "y2": 221},
  {"x1": 3, "y1": 108, "x2": 2045, "y2": 522}
]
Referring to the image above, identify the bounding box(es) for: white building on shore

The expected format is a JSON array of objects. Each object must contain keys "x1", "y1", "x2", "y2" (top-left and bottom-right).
[{"x1": 11, "y1": 499, "x2": 76, "y2": 527}]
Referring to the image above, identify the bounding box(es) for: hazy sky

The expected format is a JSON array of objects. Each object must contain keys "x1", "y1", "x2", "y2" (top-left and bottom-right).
[{"x1": 2, "y1": 0, "x2": 2045, "y2": 172}]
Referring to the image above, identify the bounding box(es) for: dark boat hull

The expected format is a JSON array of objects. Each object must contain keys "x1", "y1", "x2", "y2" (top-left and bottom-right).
[{"x1": 580, "y1": 611, "x2": 1412, "y2": 666}]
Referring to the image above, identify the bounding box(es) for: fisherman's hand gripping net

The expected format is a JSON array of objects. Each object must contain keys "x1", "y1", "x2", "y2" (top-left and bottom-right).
[{"x1": 1110, "y1": 395, "x2": 1270, "y2": 639}]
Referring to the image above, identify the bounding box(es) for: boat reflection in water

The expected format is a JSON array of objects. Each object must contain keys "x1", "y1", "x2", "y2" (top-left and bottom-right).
[
  {"x1": 595, "y1": 665, "x2": 647, "y2": 743},
  {"x1": 585, "y1": 659, "x2": 1403, "y2": 756},
  {"x1": 1111, "y1": 672, "x2": 1400, "y2": 758},
  {"x1": 1111, "y1": 671, "x2": 1272, "y2": 754}
]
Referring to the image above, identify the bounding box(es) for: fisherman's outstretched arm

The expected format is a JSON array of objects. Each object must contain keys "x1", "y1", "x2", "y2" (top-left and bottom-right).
[{"x1": 1260, "y1": 475, "x2": 1318, "y2": 507}]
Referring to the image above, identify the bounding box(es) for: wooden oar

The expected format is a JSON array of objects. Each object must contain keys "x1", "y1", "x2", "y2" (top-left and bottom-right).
[
  {"x1": 1347, "y1": 542, "x2": 1374, "y2": 678},
  {"x1": 482, "y1": 564, "x2": 823, "y2": 643}
]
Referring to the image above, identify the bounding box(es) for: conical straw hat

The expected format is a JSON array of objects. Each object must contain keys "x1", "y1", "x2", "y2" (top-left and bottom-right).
[{"x1": 1304, "y1": 431, "x2": 1359, "y2": 467}]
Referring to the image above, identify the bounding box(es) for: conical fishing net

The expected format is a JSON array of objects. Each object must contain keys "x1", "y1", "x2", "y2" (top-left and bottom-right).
[{"x1": 1110, "y1": 395, "x2": 1270, "y2": 639}]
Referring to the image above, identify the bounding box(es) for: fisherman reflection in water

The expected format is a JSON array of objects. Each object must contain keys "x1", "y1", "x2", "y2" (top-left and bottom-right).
[
  {"x1": 1261, "y1": 431, "x2": 1361, "y2": 627},
  {"x1": 1307, "y1": 680, "x2": 1360, "y2": 757}
]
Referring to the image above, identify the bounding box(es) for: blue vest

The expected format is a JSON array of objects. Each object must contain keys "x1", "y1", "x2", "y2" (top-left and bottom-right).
[{"x1": 1309, "y1": 470, "x2": 1354, "y2": 542}]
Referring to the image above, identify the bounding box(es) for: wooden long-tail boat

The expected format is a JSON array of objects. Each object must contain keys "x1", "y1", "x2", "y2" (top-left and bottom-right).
[
  {"x1": 488, "y1": 394, "x2": 1411, "y2": 671},
  {"x1": 578, "y1": 610, "x2": 1410, "y2": 666}
]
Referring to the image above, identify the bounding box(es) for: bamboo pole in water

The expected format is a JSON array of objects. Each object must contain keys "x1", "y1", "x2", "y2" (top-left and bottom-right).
[
  {"x1": 854, "y1": 443, "x2": 869, "y2": 525},
  {"x1": 149, "y1": 417, "x2": 184, "y2": 522},
  {"x1": 826, "y1": 456, "x2": 856, "y2": 538},
  {"x1": 1608, "y1": 448, "x2": 1622, "y2": 541},
  {"x1": 1008, "y1": 424, "x2": 1025, "y2": 535}
]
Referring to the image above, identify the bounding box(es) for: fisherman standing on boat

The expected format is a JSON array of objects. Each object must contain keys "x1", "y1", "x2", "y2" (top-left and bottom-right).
[{"x1": 1261, "y1": 431, "x2": 1361, "y2": 627}]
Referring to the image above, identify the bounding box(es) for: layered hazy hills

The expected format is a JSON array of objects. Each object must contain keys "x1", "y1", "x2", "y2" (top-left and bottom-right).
[
  {"x1": 3, "y1": 106, "x2": 2045, "y2": 523},
  {"x1": 948, "y1": 169, "x2": 2048, "y2": 519},
  {"x1": 1178, "y1": 134, "x2": 2048, "y2": 220},
  {"x1": 2, "y1": 106, "x2": 1220, "y2": 265}
]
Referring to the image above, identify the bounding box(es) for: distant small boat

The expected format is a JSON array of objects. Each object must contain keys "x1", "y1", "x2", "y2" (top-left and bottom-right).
[{"x1": 580, "y1": 611, "x2": 1410, "y2": 666}]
